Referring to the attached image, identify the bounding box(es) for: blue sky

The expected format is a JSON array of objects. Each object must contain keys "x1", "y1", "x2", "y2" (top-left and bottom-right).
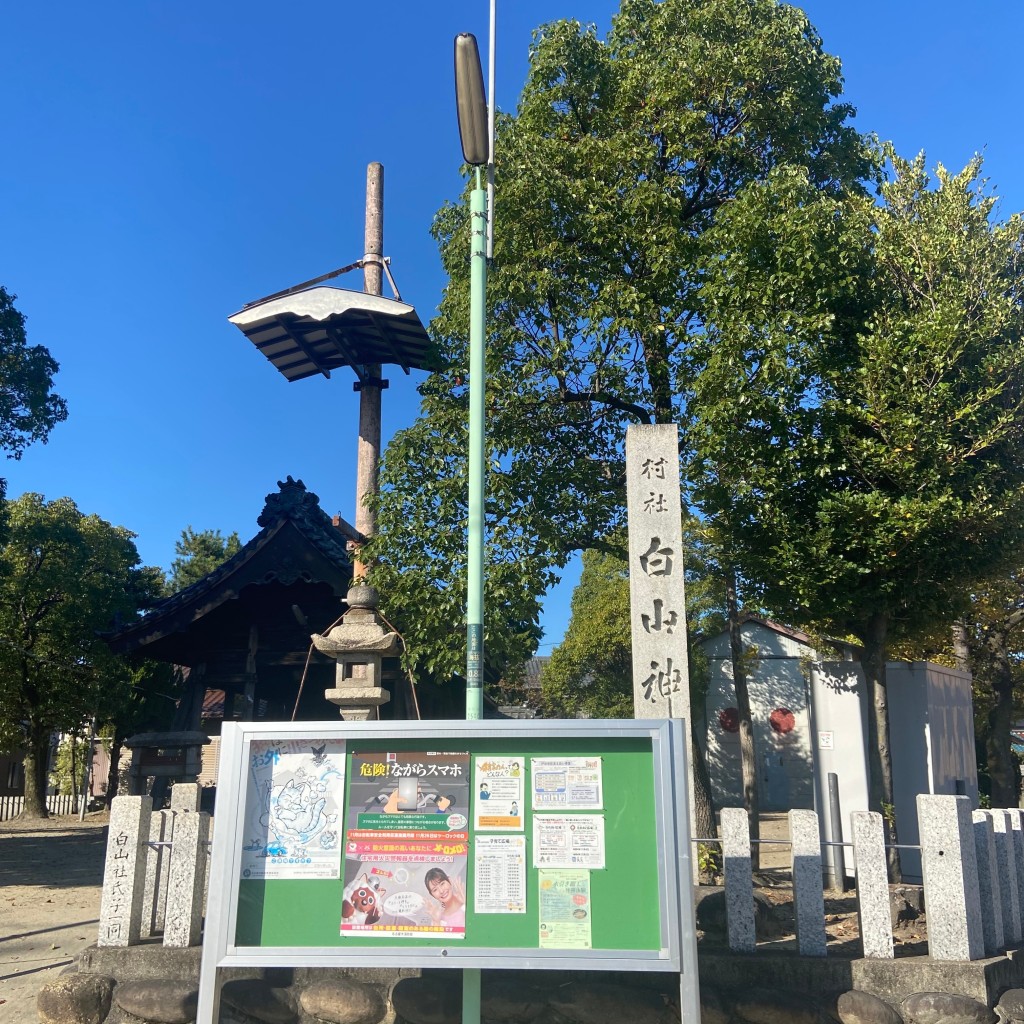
[{"x1": 2, "y1": 2, "x2": 1022, "y2": 651}]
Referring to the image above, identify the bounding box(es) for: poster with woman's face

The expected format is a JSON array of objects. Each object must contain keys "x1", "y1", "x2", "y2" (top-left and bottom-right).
[
  {"x1": 339, "y1": 836, "x2": 468, "y2": 939},
  {"x1": 341, "y1": 749, "x2": 469, "y2": 939}
]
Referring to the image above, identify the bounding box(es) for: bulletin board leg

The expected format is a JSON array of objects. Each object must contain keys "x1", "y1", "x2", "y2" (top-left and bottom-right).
[{"x1": 462, "y1": 967, "x2": 481, "y2": 1024}]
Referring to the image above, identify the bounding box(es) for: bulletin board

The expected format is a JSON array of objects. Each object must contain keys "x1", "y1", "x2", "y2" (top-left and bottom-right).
[{"x1": 197, "y1": 719, "x2": 697, "y2": 1018}]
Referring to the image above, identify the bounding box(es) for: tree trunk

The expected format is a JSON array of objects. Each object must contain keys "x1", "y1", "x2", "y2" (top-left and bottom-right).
[
  {"x1": 106, "y1": 735, "x2": 123, "y2": 804},
  {"x1": 726, "y1": 569, "x2": 760, "y2": 869},
  {"x1": 861, "y1": 612, "x2": 901, "y2": 881},
  {"x1": 21, "y1": 729, "x2": 51, "y2": 819},
  {"x1": 952, "y1": 620, "x2": 971, "y2": 673},
  {"x1": 70, "y1": 734, "x2": 79, "y2": 813},
  {"x1": 691, "y1": 730, "x2": 717, "y2": 841},
  {"x1": 985, "y1": 629, "x2": 1019, "y2": 809}
]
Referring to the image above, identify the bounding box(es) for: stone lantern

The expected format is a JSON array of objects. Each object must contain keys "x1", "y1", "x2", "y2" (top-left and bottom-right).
[{"x1": 312, "y1": 585, "x2": 399, "y2": 720}]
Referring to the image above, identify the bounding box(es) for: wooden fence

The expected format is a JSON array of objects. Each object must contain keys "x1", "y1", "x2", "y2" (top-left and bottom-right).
[{"x1": 0, "y1": 793, "x2": 80, "y2": 822}]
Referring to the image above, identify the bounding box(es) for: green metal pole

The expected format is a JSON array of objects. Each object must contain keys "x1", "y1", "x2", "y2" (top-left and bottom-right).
[{"x1": 466, "y1": 168, "x2": 487, "y2": 723}]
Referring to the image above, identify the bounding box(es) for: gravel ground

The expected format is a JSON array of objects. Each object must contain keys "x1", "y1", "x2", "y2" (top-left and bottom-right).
[{"x1": 0, "y1": 812, "x2": 109, "y2": 1024}]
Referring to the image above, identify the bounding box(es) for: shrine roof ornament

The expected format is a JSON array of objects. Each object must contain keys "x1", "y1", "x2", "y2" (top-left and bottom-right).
[{"x1": 228, "y1": 285, "x2": 437, "y2": 384}]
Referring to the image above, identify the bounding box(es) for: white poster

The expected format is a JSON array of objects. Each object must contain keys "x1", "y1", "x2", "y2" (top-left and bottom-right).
[
  {"x1": 473, "y1": 835, "x2": 527, "y2": 914},
  {"x1": 532, "y1": 815, "x2": 606, "y2": 870},
  {"x1": 531, "y1": 757, "x2": 603, "y2": 810},
  {"x1": 241, "y1": 738, "x2": 345, "y2": 880},
  {"x1": 474, "y1": 755, "x2": 525, "y2": 831}
]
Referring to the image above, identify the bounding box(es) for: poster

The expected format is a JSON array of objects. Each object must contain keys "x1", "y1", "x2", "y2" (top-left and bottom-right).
[
  {"x1": 474, "y1": 756, "x2": 524, "y2": 831},
  {"x1": 474, "y1": 835, "x2": 527, "y2": 914},
  {"x1": 347, "y1": 750, "x2": 470, "y2": 833},
  {"x1": 342, "y1": 750, "x2": 470, "y2": 939},
  {"x1": 241, "y1": 738, "x2": 345, "y2": 880},
  {"x1": 538, "y1": 870, "x2": 592, "y2": 949},
  {"x1": 340, "y1": 832, "x2": 468, "y2": 939},
  {"x1": 532, "y1": 815, "x2": 606, "y2": 869},
  {"x1": 531, "y1": 757, "x2": 603, "y2": 810}
]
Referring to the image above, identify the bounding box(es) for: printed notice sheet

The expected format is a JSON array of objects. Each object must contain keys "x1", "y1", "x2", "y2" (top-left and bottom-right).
[
  {"x1": 531, "y1": 756, "x2": 603, "y2": 810},
  {"x1": 241, "y1": 738, "x2": 345, "y2": 880},
  {"x1": 341, "y1": 751, "x2": 470, "y2": 939},
  {"x1": 532, "y1": 815, "x2": 606, "y2": 869},
  {"x1": 474, "y1": 756, "x2": 525, "y2": 831},
  {"x1": 538, "y1": 870, "x2": 592, "y2": 949},
  {"x1": 474, "y1": 835, "x2": 527, "y2": 914}
]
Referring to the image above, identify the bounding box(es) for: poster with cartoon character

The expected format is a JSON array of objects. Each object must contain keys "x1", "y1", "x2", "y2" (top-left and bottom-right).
[
  {"x1": 341, "y1": 750, "x2": 469, "y2": 938},
  {"x1": 473, "y1": 756, "x2": 524, "y2": 831},
  {"x1": 340, "y1": 833, "x2": 469, "y2": 938},
  {"x1": 240, "y1": 739, "x2": 345, "y2": 880}
]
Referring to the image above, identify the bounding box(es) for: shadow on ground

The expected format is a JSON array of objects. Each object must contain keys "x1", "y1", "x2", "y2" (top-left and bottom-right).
[{"x1": 0, "y1": 826, "x2": 107, "y2": 889}]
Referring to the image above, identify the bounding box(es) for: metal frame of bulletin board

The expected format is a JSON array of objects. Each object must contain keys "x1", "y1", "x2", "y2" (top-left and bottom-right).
[{"x1": 196, "y1": 718, "x2": 699, "y2": 1023}]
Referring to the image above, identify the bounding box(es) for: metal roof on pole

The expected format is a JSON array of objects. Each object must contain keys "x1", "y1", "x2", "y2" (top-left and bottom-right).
[{"x1": 228, "y1": 286, "x2": 437, "y2": 384}]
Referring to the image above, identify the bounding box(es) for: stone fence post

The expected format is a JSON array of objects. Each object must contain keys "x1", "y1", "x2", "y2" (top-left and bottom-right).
[
  {"x1": 98, "y1": 795, "x2": 152, "y2": 947},
  {"x1": 851, "y1": 811, "x2": 893, "y2": 959},
  {"x1": 986, "y1": 810, "x2": 1021, "y2": 945},
  {"x1": 164, "y1": 809, "x2": 210, "y2": 947},
  {"x1": 917, "y1": 794, "x2": 984, "y2": 961},
  {"x1": 789, "y1": 809, "x2": 826, "y2": 956},
  {"x1": 971, "y1": 810, "x2": 1004, "y2": 956},
  {"x1": 721, "y1": 807, "x2": 755, "y2": 953}
]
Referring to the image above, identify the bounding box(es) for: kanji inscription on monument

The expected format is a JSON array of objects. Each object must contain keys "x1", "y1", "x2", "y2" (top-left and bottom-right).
[{"x1": 626, "y1": 425, "x2": 690, "y2": 723}]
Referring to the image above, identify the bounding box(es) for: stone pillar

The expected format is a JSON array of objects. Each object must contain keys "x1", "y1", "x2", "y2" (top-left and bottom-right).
[
  {"x1": 972, "y1": 810, "x2": 1004, "y2": 955},
  {"x1": 1009, "y1": 810, "x2": 1024, "y2": 932},
  {"x1": 98, "y1": 796, "x2": 152, "y2": 947},
  {"x1": 170, "y1": 782, "x2": 200, "y2": 813},
  {"x1": 721, "y1": 808, "x2": 756, "y2": 953},
  {"x1": 986, "y1": 810, "x2": 1021, "y2": 944},
  {"x1": 851, "y1": 811, "x2": 893, "y2": 959},
  {"x1": 918, "y1": 795, "x2": 984, "y2": 961},
  {"x1": 141, "y1": 810, "x2": 172, "y2": 939},
  {"x1": 164, "y1": 810, "x2": 210, "y2": 948},
  {"x1": 789, "y1": 809, "x2": 826, "y2": 956}
]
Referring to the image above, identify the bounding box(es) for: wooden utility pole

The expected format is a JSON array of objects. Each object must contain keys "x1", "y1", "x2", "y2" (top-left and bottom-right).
[{"x1": 353, "y1": 162, "x2": 384, "y2": 579}]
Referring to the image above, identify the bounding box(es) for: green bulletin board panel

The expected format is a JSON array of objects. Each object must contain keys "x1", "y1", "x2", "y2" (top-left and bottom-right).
[{"x1": 235, "y1": 736, "x2": 661, "y2": 951}]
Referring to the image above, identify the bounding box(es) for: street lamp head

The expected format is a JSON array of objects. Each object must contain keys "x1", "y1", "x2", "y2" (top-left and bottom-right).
[{"x1": 454, "y1": 33, "x2": 488, "y2": 166}]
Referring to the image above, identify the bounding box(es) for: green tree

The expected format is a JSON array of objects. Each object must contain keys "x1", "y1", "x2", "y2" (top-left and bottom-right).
[
  {"x1": 168, "y1": 526, "x2": 242, "y2": 592},
  {"x1": 0, "y1": 288, "x2": 68, "y2": 502},
  {"x1": 542, "y1": 524, "x2": 726, "y2": 837},
  {"x1": 950, "y1": 576, "x2": 1024, "y2": 808},
  {"x1": 368, "y1": 0, "x2": 872, "y2": 688},
  {"x1": 0, "y1": 494, "x2": 160, "y2": 818},
  {"x1": 691, "y1": 152, "x2": 1024, "y2": 873}
]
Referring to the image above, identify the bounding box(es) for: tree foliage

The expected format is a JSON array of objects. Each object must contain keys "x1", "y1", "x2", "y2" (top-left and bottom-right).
[
  {"x1": 168, "y1": 526, "x2": 242, "y2": 593},
  {"x1": 0, "y1": 288, "x2": 68, "y2": 498},
  {"x1": 368, "y1": 0, "x2": 872, "y2": 682},
  {"x1": 0, "y1": 494, "x2": 161, "y2": 816},
  {"x1": 542, "y1": 525, "x2": 724, "y2": 718},
  {"x1": 691, "y1": 152, "x2": 1024, "y2": 868}
]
